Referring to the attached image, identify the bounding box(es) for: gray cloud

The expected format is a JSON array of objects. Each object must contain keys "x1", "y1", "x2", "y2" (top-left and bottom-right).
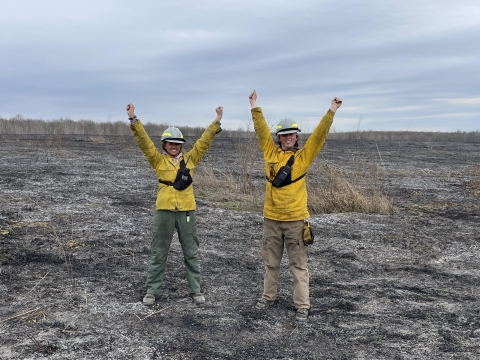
[{"x1": 1, "y1": 0, "x2": 479, "y2": 131}]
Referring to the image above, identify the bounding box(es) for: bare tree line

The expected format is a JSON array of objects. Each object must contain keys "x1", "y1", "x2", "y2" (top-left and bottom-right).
[
  {"x1": 325, "y1": 129, "x2": 480, "y2": 143},
  {"x1": 0, "y1": 116, "x2": 478, "y2": 142},
  {"x1": 0, "y1": 116, "x2": 242, "y2": 138}
]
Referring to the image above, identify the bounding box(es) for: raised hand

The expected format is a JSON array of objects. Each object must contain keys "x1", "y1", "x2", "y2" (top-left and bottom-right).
[
  {"x1": 215, "y1": 106, "x2": 223, "y2": 124},
  {"x1": 249, "y1": 90, "x2": 258, "y2": 108},
  {"x1": 216, "y1": 106, "x2": 223, "y2": 118},
  {"x1": 126, "y1": 103, "x2": 136, "y2": 118},
  {"x1": 330, "y1": 97, "x2": 342, "y2": 113}
]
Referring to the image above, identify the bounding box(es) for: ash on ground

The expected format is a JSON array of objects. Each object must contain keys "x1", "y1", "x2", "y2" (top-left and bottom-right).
[{"x1": 1, "y1": 135, "x2": 479, "y2": 359}]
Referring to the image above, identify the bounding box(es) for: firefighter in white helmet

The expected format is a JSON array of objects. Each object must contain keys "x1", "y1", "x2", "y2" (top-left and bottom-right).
[
  {"x1": 248, "y1": 90, "x2": 342, "y2": 321},
  {"x1": 126, "y1": 103, "x2": 223, "y2": 306}
]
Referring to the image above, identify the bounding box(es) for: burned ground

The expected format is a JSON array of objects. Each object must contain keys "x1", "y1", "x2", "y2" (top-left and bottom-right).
[{"x1": 1, "y1": 134, "x2": 479, "y2": 359}]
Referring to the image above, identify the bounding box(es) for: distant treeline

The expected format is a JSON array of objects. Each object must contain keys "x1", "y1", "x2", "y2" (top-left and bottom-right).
[
  {"x1": 1, "y1": 116, "x2": 479, "y2": 142},
  {"x1": 326, "y1": 129, "x2": 480, "y2": 142},
  {"x1": 0, "y1": 115, "x2": 240, "y2": 138}
]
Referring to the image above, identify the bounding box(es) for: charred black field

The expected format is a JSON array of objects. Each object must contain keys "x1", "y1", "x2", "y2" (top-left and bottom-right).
[{"x1": 1, "y1": 134, "x2": 479, "y2": 359}]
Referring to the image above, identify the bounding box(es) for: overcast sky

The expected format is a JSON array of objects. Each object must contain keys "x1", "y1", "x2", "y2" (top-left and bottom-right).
[{"x1": 1, "y1": 0, "x2": 479, "y2": 132}]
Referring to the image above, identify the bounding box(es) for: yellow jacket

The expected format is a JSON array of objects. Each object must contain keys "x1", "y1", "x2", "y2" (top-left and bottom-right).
[
  {"x1": 131, "y1": 120, "x2": 221, "y2": 211},
  {"x1": 252, "y1": 107, "x2": 335, "y2": 221}
]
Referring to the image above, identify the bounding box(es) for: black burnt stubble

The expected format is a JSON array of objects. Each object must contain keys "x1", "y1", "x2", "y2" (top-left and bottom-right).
[{"x1": 0, "y1": 134, "x2": 479, "y2": 359}]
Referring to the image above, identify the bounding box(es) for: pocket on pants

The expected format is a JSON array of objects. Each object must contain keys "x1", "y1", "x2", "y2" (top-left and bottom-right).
[
  {"x1": 261, "y1": 237, "x2": 268, "y2": 261},
  {"x1": 288, "y1": 239, "x2": 309, "y2": 267},
  {"x1": 261, "y1": 235, "x2": 275, "y2": 264}
]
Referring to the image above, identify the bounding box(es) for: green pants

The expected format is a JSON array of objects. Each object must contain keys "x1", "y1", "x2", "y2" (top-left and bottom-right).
[{"x1": 146, "y1": 210, "x2": 200, "y2": 295}]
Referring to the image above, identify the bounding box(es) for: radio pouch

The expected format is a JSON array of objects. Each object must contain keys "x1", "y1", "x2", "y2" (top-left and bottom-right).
[
  {"x1": 303, "y1": 221, "x2": 314, "y2": 245},
  {"x1": 173, "y1": 159, "x2": 192, "y2": 190},
  {"x1": 159, "y1": 158, "x2": 192, "y2": 191},
  {"x1": 272, "y1": 155, "x2": 295, "y2": 187}
]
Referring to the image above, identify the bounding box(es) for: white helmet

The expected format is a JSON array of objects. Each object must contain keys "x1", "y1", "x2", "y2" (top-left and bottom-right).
[
  {"x1": 276, "y1": 118, "x2": 301, "y2": 135},
  {"x1": 161, "y1": 127, "x2": 185, "y2": 143}
]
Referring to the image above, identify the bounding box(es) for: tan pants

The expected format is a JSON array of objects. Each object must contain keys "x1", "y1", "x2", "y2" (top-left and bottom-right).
[{"x1": 261, "y1": 218, "x2": 310, "y2": 309}]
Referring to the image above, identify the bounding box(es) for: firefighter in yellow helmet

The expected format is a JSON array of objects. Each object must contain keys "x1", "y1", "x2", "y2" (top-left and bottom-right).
[
  {"x1": 126, "y1": 103, "x2": 223, "y2": 306},
  {"x1": 248, "y1": 90, "x2": 342, "y2": 321}
]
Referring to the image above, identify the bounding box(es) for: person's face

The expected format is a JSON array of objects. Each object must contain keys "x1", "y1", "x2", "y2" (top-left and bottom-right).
[
  {"x1": 164, "y1": 141, "x2": 182, "y2": 157},
  {"x1": 278, "y1": 133, "x2": 298, "y2": 150}
]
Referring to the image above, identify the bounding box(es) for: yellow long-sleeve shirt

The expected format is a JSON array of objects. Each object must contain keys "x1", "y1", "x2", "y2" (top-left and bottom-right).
[
  {"x1": 252, "y1": 107, "x2": 335, "y2": 221},
  {"x1": 131, "y1": 120, "x2": 221, "y2": 211}
]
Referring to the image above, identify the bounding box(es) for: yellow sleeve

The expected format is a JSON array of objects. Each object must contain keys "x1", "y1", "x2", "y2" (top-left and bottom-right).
[
  {"x1": 186, "y1": 121, "x2": 222, "y2": 166},
  {"x1": 297, "y1": 109, "x2": 335, "y2": 166},
  {"x1": 130, "y1": 120, "x2": 162, "y2": 169},
  {"x1": 251, "y1": 107, "x2": 277, "y2": 159}
]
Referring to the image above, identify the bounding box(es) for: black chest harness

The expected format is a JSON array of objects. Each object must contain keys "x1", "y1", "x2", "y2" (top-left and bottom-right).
[
  {"x1": 158, "y1": 158, "x2": 193, "y2": 191},
  {"x1": 267, "y1": 154, "x2": 306, "y2": 188}
]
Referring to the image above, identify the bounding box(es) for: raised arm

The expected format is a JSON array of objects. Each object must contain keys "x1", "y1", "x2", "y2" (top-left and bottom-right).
[
  {"x1": 300, "y1": 97, "x2": 343, "y2": 164},
  {"x1": 249, "y1": 90, "x2": 277, "y2": 156},
  {"x1": 126, "y1": 103, "x2": 162, "y2": 169},
  {"x1": 187, "y1": 106, "x2": 223, "y2": 166}
]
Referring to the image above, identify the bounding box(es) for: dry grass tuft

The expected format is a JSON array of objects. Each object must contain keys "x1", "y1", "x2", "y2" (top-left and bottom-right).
[
  {"x1": 65, "y1": 240, "x2": 87, "y2": 249},
  {"x1": 194, "y1": 161, "x2": 394, "y2": 215},
  {"x1": 1, "y1": 308, "x2": 46, "y2": 324},
  {"x1": 462, "y1": 165, "x2": 480, "y2": 197},
  {"x1": 194, "y1": 166, "x2": 262, "y2": 211},
  {"x1": 1, "y1": 221, "x2": 56, "y2": 236},
  {"x1": 194, "y1": 166, "x2": 239, "y2": 197},
  {"x1": 307, "y1": 161, "x2": 394, "y2": 215},
  {"x1": 88, "y1": 136, "x2": 111, "y2": 144}
]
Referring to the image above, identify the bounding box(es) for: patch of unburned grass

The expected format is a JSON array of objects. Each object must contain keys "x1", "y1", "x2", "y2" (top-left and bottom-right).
[
  {"x1": 1, "y1": 307, "x2": 47, "y2": 324},
  {"x1": 195, "y1": 162, "x2": 394, "y2": 215},
  {"x1": 0, "y1": 221, "x2": 56, "y2": 237},
  {"x1": 65, "y1": 240, "x2": 87, "y2": 249},
  {"x1": 88, "y1": 135, "x2": 111, "y2": 144},
  {"x1": 194, "y1": 167, "x2": 263, "y2": 211},
  {"x1": 194, "y1": 166, "x2": 239, "y2": 196},
  {"x1": 462, "y1": 165, "x2": 480, "y2": 197},
  {"x1": 307, "y1": 162, "x2": 394, "y2": 215},
  {"x1": 411, "y1": 238, "x2": 442, "y2": 258}
]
